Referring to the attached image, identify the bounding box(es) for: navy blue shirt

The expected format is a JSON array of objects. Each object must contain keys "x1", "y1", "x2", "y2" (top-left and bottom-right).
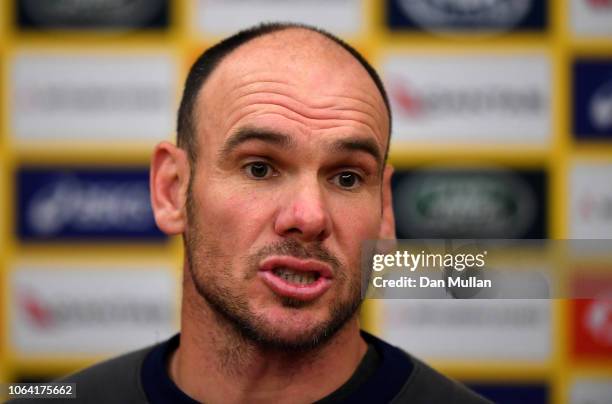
[{"x1": 141, "y1": 332, "x2": 413, "y2": 404}]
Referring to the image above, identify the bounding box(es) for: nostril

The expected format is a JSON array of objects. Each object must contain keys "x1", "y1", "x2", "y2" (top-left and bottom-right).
[{"x1": 286, "y1": 227, "x2": 301, "y2": 234}]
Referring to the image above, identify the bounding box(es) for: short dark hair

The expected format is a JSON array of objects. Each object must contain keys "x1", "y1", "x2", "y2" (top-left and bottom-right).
[{"x1": 176, "y1": 22, "x2": 392, "y2": 164}]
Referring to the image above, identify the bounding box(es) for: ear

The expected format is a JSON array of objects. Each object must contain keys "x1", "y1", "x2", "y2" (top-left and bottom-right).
[
  {"x1": 378, "y1": 163, "x2": 396, "y2": 240},
  {"x1": 150, "y1": 141, "x2": 190, "y2": 235}
]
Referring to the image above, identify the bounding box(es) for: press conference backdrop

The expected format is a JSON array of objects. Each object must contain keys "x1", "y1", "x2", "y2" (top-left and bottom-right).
[{"x1": 1, "y1": 1, "x2": 611, "y2": 403}]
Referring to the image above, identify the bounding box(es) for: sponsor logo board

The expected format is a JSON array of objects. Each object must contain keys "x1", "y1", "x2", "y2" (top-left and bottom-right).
[
  {"x1": 571, "y1": 378, "x2": 612, "y2": 404},
  {"x1": 571, "y1": 272, "x2": 612, "y2": 360},
  {"x1": 573, "y1": 59, "x2": 612, "y2": 139},
  {"x1": 392, "y1": 168, "x2": 547, "y2": 238},
  {"x1": 193, "y1": 0, "x2": 362, "y2": 37},
  {"x1": 16, "y1": 0, "x2": 169, "y2": 30},
  {"x1": 11, "y1": 52, "x2": 175, "y2": 143},
  {"x1": 379, "y1": 299, "x2": 551, "y2": 361},
  {"x1": 10, "y1": 264, "x2": 177, "y2": 355},
  {"x1": 571, "y1": 0, "x2": 612, "y2": 37},
  {"x1": 16, "y1": 167, "x2": 165, "y2": 241},
  {"x1": 569, "y1": 162, "x2": 612, "y2": 238},
  {"x1": 383, "y1": 54, "x2": 551, "y2": 144},
  {"x1": 386, "y1": 0, "x2": 547, "y2": 33}
]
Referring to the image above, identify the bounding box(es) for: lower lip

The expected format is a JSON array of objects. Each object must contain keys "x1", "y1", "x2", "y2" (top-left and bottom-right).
[{"x1": 258, "y1": 271, "x2": 332, "y2": 301}]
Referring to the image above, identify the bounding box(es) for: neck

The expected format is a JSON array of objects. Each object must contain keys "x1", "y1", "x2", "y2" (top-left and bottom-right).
[{"x1": 169, "y1": 271, "x2": 367, "y2": 404}]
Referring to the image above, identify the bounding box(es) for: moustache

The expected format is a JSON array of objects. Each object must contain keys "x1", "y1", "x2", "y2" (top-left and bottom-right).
[{"x1": 248, "y1": 239, "x2": 342, "y2": 272}]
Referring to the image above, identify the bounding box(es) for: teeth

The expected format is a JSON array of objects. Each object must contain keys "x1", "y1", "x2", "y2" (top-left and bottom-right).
[{"x1": 273, "y1": 268, "x2": 318, "y2": 285}]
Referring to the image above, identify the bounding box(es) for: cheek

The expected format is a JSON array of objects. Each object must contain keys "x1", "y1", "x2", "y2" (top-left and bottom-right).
[
  {"x1": 329, "y1": 199, "x2": 382, "y2": 257},
  {"x1": 197, "y1": 186, "x2": 273, "y2": 245},
  {"x1": 332, "y1": 194, "x2": 381, "y2": 234}
]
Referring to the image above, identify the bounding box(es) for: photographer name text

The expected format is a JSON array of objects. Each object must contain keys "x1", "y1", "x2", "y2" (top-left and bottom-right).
[{"x1": 371, "y1": 250, "x2": 492, "y2": 289}]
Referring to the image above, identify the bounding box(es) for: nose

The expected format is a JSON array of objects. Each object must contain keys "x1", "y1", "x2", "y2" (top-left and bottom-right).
[{"x1": 274, "y1": 178, "x2": 332, "y2": 243}]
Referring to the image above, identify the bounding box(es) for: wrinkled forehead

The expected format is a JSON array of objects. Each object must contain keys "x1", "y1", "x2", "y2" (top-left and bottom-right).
[{"x1": 196, "y1": 28, "x2": 390, "y2": 145}]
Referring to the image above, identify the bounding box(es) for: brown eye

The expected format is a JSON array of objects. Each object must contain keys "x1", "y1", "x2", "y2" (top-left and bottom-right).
[
  {"x1": 333, "y1": 172, "x2": 361, "y2": 189},
  {"x1": 245, "y1": 162, "x2": 273, "y2": 179}
]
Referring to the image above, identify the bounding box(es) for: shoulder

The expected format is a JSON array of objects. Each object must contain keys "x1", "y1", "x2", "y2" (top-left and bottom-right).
[
  {"x1": 394, "y1": 354, "x2": 492, "y2": 404},
  {"x1": 6, "y1": 344, "x2": 156, "y2": 404},
  {"x1": 59, "y1": 344, "x2": 154, "y2": 403},
  {"x1": 362, "y1": 332, "x2": 491, "y2": 404}
]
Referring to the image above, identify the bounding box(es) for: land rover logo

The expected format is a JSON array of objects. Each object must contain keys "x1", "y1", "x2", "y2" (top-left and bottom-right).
[
  {"x1": 21, "y1": 0, "x2": 165, "y2": 28},
  {"x1": 398, "y1": 0, "x2": 532, "y2": 31},
  {"x1": 394, "y1": 169, "x2": 536, "y2": 238}
]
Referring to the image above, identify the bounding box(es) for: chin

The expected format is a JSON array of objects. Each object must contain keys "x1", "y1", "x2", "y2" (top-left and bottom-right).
[
  {"x1": 243, "y1": 303, "x2": 355, "y2": 352},
  {"x1": 258, "y1": 305, "x2": 332, "y2": 335}
]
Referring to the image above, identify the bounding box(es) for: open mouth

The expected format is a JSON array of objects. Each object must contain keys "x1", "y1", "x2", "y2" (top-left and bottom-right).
[
  {"x1": 258, "y1": 256, "x2": 333, "y2": 301},
  {"x1": 272, "y1": 267, "x2": 320, "y2": 286}
]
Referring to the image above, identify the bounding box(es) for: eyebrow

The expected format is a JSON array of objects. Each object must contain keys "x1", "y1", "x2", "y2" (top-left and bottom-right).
[
  {"x1": 219, "y1": 126, "x2": 383, "y2": 169},
  {"x1": 219, "y1": 127, "x2": 295, "y2": 159},
  {"x1": 328, "y1": 138, "x2": 383, "y2": 170}
]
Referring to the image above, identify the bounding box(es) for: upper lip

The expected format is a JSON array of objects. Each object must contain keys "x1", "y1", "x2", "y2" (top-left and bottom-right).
[{"x1": 259, "y1": 256, "x2": 334, "y2": 279}]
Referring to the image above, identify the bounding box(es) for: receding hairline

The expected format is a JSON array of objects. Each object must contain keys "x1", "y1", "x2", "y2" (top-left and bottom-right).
[
  {"x1": 196, "y1": 27, "x2": 387, "y2": 134},
  {"x1": 177, "y1": 22, "x2": 392, "y2": 165},
  {"x1": 206, "y1": 26, "x2": 367, "y2": 77}
]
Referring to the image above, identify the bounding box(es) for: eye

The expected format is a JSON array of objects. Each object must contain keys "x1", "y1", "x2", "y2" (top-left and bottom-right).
[
  {"x1": 244, "y1": 162, "x2": 275, "y2": 179},
  {"x1": 332, "y1": 171, "x2": 362, "y2": 190}
]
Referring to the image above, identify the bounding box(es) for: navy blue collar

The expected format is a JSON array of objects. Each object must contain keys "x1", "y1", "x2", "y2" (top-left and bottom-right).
[
  {"x1": 141, "y1": 334, "x2": 196, "y2": 404},
  {"x1": 141, "y1": 331, "x2": 413, "y2": 404}
]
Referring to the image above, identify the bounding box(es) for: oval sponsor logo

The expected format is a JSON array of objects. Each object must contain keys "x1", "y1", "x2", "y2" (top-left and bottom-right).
[
  {"x1": 20, "y1": 0, "x2": 165, "y2": 29},
  {"x1": 394, "y1": 169, "x2": 536, "y2": 238},
  {"x1": 398, "y1": 0, "x2": 532, "y2": 32}
]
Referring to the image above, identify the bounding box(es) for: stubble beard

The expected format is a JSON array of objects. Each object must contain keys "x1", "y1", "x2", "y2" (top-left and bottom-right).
[{"x1": 184, "y1": 197, "x2": 364, "y2": 353}]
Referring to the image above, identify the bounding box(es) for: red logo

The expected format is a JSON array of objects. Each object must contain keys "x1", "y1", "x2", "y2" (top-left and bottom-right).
[
  {"x1": 390, "y1": 80, "x2": 423, "y2": 117},
  {"x1": 587, "y1": 0, "x2": 612, "y2": 8},
  {"x1": 19, "y1": 290, "x2": 54, "y2": 329},
  {"x1": 571, "y1": 273, "x2": 612, "y2": 360}
]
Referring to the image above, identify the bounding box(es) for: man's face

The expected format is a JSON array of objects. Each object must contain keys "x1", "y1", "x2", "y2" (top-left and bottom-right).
[{"x1": 184, "y1": 29, "x2": 392, "y2": 349}]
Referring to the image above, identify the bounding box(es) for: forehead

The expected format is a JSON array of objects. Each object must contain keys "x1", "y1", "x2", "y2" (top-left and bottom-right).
[{"x1": 195, "y1": 29, "x2": 389, "y2": 151}]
